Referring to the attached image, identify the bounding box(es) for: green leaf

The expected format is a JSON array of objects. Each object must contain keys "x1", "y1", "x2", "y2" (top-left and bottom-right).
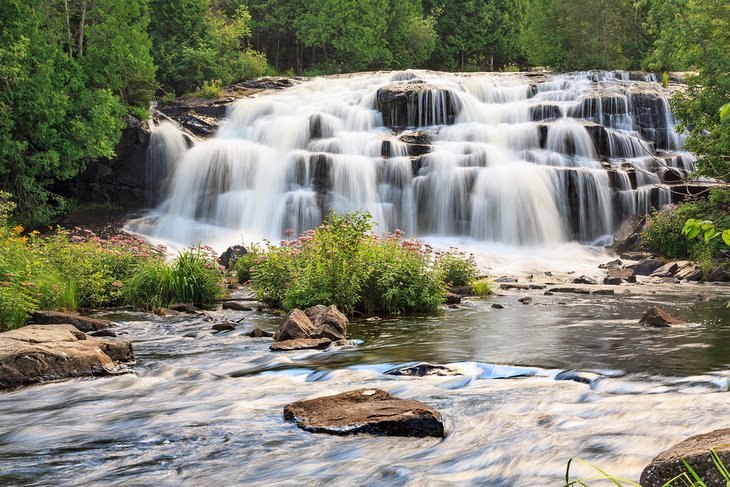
[
  {"x1": 720, "y1": 102, "x2": 730, "y2": 121},
  {"x1": 723, "y1": 230, "x2": 730, "y2": 246}
]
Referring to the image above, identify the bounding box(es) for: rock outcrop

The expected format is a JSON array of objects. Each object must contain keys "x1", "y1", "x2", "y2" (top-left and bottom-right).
[
  {"x1": 283, "y1": 388, "x2": 445, "y2": 437},
  {"x1": 377, "y1": 82, "x2": 456, "y2": 129},
  {"x1": 640, "y1": 429, "x2": 730, "y2": 487},
  {"x1": 0, "y1": 325, "x2": 133, "y2": 389},
  {"x1": 31, "y1": 311, "x2": 116, "y2": 333}
]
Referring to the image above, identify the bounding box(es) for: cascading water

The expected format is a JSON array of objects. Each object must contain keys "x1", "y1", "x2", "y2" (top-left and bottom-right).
[{"x1": 128, "y1": 70, "x2": 693, "y2": 248}]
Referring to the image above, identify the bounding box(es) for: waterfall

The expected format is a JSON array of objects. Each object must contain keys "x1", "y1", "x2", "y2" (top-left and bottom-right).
[
  {"x1": 128, "y1": 70, "x2": 692, "y2": 248},
  {"x1": 145, "y1": 121, "x2": 189, "y2": 204}
]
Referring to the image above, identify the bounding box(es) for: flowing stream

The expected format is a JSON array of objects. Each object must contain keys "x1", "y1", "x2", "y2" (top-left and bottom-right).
[{"x1": 1, "y1": 286, "x2": 729, "y2": 486}]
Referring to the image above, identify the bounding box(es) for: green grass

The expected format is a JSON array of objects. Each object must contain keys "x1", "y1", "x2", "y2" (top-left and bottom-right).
[{"x1": 470, "y1": 277, "x2": 493, "y2": 296}]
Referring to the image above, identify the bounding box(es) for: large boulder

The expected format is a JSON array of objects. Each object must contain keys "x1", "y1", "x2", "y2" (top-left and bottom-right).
[
  {"x1": 305, "y1": 305, "x2": 349, "y2": 341},
  {"x1": 31, "y1": 311, "x2": 116, "y2": 333},
  {"x1": 705, "y1": 266, "x2": 730, "y2": 282},
  {"x1": 650, "y1": 261, "x2": 681, "y2": 278},
  {"x1": 640, "y1": 429, "x2": 730, "y2": 487},
  {"x1": 273, "y1": 309, "x2": 315, "y2": 341},
  {"x1": 283, "y1": 388, "x2": 445, "y2": 437},
  {"x1": 608, "y1": 215, "x2": 645, "y2": 253},
  {"x1": 639, "y1": 306, "x2": 685, "y2": 328},
  {"x1": 604, "y1": 268, "x2": 637, "y2": 285},
  {"x1": 628, "y1": 258, "x2": 664, "y2": 276},
  {"x1": 0, "y1": 324, "x2": 133, "y2": 389},
  {"x1": 218, "y1": 245, "x2": 247, "y2": 269}
]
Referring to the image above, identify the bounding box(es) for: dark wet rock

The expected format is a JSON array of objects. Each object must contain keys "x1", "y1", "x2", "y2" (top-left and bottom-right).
[
  {"x1": 212, "y1": 322, "x2": 237, "y2": 332},
  {"x1": 218, "y1": 245, "x2": 247, "y2": 269},
  {"x1": 591, "y1": 289, "x2": 616, "y2": 296},
  {"x1": 650, "y1": 262, "x2": 680, "y2": 278},
  {"x1": 283, "y1": 388, "x2": 445, "y2": 437},
  {"x1": 572, "y1": 275, "x2": 597, "y2": 285},
  {"x1": 619, "y1": 251, "x2": 654, "y2": 261},
  {"x1": 639, "y1": 306, "x2": 685, "y2": 328},
  {"x1": 640, "y1": 429, "x2": 730, "y2": 487},
  {"x1": 304, "y1": 305, "x2": 349, "y2": 341},
  {"x1": 495, "y1": 276, "x2": 519, "y2": 283},
  {"x1": 449, "y1": 285, "x2": 474, "y2": 296},
  {"x1": 500, "y1": 283, "x2": 530, "y2": 291},
  {"x1": 609, "y1": 215, "x2": 645, "y2": 253},
  {"x1": 399, "y1": 131, "x2": 433, "y2": 146},
  {"x1": 491, "y1": 303, "x2": 504, "y2": 309},
  {"x1": 377, "y1": 83, "x2": 456, "y2": 129},
  {"x1": 518, "y1": 297, "x2": 533, "y2": 305},
  {"x1": 705, "y1": 266, "x2": 730, "y2": 282},
  {"x1": 31, "y1": 311, "x2": 115, "y2": 333},
  {"x1": 270, "y1": 338, "x2": 332, "y2": 351},
  {"x1": 546, "y1": 287, "x2": 591, "y2": 294},
  {"x1": 182, "y1": 331, "x2": 207, "y2": 339},
  {"x1": 445, "y1": 293, "x2": 462, "y2": 304},
  {"x1": 0, "y1": 324, "x2": 133, "y2": 389},
  {"x1": 246, "y1": 328, "x2": 274, "y2": 338},
  {"x1": 555, "y1": 370, "x2": 600, "y2": 385},
  {"x1": 233, "y1": 77, "x2": 296, "y2": 91},
  {"x1": 90, "y1": 329, "x2": 119, "y2": 338},
  {"x1": 675, "y1": 263, "x2": 703, "y2": 282},
  {"x1": 169, "y1": 303, "x2": 196, "y2": 313},
  {"x1": 386, "y1": 363, "x2": 462, "y2": 377},
  {"x1": 604, "y1": 268, "x2": 636, "y2": 285},
  {"x1": 222, "y1": 301, "x2": 253, "y2": 312},
  {"x1": 274, "y1": 309, "x2": 315, "y2": 341},
  {"x1": 628, "y1": 258, "x2": 664, "y2": 276},
  {"x1": 598, "y1": 259, "x2": 624, "y2": 269},
  {"x1": 529, "y1": 284, "x2": 547, "y2": 290}
]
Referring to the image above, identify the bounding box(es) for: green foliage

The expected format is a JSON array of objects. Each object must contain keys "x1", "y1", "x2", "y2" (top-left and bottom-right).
[
  {"x1": 683, "y1": 219, "x2": 730, "y2": 246},
  {"x1": 235, "y1": 245, "x2": 260, "y2": 284},
  {"x1": 437, "y1": 251, "x2": 477, "y2": 287},
  {"x1": 521, "y1": 0, "x2": 649, "y2": 70},
  {"x1": 643, "y1": 189, "x2": 730, "y2": 260},
  {"x1": 470, "y1": 278, "x2": 493, "y2": 296},
  {"x1": 250, "y1": 212, "x2": 452, "y2": 315},
  {"x1": 191, "y1": 79, "x2": 224, "y2": 99},
  {"x1": 124, "y1": 247, "x2": 226, "y2": 308},
  {"x1": 149, "y1": 0, "x2": 267, "y2": 94}
]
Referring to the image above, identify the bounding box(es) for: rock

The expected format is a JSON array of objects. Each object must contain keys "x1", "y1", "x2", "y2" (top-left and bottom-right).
[
  {"x1": 650, "y1": 262, "x2": 680, "y2": 278},
  {"x1": 619, "y1": 251, "x2": 654, "y2": 261},
  {"x1": 182, "y1": 331, "x2": 206, "y2": 339},
  {"x1": 445, "y1": 293, "x2": 462, "y2": 304},
  {"x1": 283, "y1": 388, "x2": 445, "y2": 437},
  {"x1": 222, "y1": 301, "x2": 253, "y2": 312},
  {"x1": 529, "y1": 284, "x2": 547, "y2": 290},
  {"x1": 572, "y1": 275, "x2": 597, "y2": 285},
  {"x1": 500, "y1": 283, "x2": 530, "y2": 291},
  {"x1": 604, "y1": 268, "x2": 636, "y2": 285},
  {"x1": 90, "y1": 329, "x2": 119, "y2": 338},
  {"x1": 212, "y1": 322, "x2": 236, "y2": 332},
  {"x1": 555, "y1": 370, "x2": 601, "y2": 385},
  {"x1": 598, "y1": 259, "x2": 624, "y2": 269},
  {"x1": 274, "y1": 309, "x2": 315, "y2": 341},
  {"x1": 546, "y1": 287, "x2": 591, "y2": 294},
  {"x1": 491, "y1": 303, "x2": 504, "y2": 309},
  {"x1": 0, "y1": 324, "x2": 133, "y2": 389},
  {"x1": 376, "y1": 83, "x2": 456, "y2": 129},
  {"x1": 154, "y1": 308, "x2": 180, "y2": 317},
  {"x1": 495, "y1": 276, "x2": 519, "y2": 283},
  {"x1": 30, "y1": 311, "x2": 115, "y2": 333},
  {"x1": 169, "y1": 303, "x2": 196, "y2": 313},
  {"x1": 639, "y1": 306, "x2": 685, "y2": 328},
  {"x1": 675, "y1": 264, "x2": 703, "y2": 281},
  {"x1": 218, "y1": 245, "x2": 247, "y2": 269},
  {"x1": 449, "y1": 285, "x2": 474, "y2": 296},
  {"x1": 385, "y1": 363, "x2": 462, "y2": 377},
  {"x1": 591, "y1": 289, "x2": 615, "y2": 296},
  {"x1": 609, "y1": 215, "x2": 645, "y2": 253},
  {"x1": 305, "y1": 305, "x2": 349, "y2": 341},
  {"x1": 705, "y1": 266, "x2": 730, "y2": 282},
  {"x1": 518, "y1": 297, "x2": 533, "y2": 305},
  {"x1": 628, "y1": 258, "x2": 664, "y2": 276},
  {"x1": 270, "y1": 338, "x2": 332, "y2": 351},
  {"x1": 246, "y1": 328, "x2": 274, "y2": 338},
  {"x1": 640, "y1": 429, "x2": 730, "y2": 487}
]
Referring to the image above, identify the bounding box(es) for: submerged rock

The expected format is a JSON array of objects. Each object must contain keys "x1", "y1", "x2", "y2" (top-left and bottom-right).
[
  {"x1": 555, "y1": 370, "x2": 601, "y2": 385},
  {"x1": 212, "y1": 322, "x2": 237, "y2": 332},
  {"x1": 283, "y1": 388, "x2": 445, "y2": 437},
  {"x1": 639, "y1": 306, "x2": 685, "y2": 327},
  {"x1": 518, "y1": 297, "x2": 533, "y2": 305},
  {"x1": 640, "y1": 429, "x2": 730, "y2": 487},
  {"x1": 445, "y1": 293, "x2": 462, "y2": 304},
  {"x1": 0, "y1": 325, "x2": 133, "y2": 389},
  {"x1": 491, "y1": 303, "x2": 505, "y2": 309},
  {"x1": 270, "y1": 338, "x2": 332, "y2": 351},
  {"x1": 246, "y1": 328, "x2": 274, "y2": 338},
  {"x1": 222, "y1": 301, "x2": 253, "y2": 311},
  {"x1": 385, "y1": 363, "x2": 462, "y2": 377},
  {"x1": 31, "y1": 311, "x2": 115, "y2": 333}
]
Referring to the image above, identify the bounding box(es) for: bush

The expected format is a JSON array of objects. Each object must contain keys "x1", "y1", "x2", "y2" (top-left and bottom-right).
[
  {"x1": 236, "y1": 245, "x2": 260, "y2": 284},
  {"x1": 643, "y1": 189, "x2": 730, "y2": 261},
  {"x1": 250, "y1": 212, "x2": 472, "y2": 315},
  {"x1": 191, "y1": 79, "x2": 223, "y2": 99},
  {"x1": 437, "y1": 251, "x2": 477, "y2": 287},
  {"x1": 471, "y1": 278, "x2": 493, "y2": 296}
]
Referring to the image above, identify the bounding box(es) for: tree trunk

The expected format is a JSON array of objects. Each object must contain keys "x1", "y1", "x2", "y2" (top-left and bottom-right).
[
  {"x1": 64, "y1": 0, "x2": 73, "y2": 58},
  {"x1": 78, "y1": 0, "x2": 88, "y2": 57}
]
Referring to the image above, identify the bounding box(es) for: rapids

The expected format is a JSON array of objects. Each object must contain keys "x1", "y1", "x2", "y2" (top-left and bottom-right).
[{"x1": 128, "y1": 70, "x2": 692, "y2": 250}]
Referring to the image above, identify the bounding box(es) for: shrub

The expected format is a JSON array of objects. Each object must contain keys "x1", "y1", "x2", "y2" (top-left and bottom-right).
[
  {"x1": 236, "y1": 244, "x2": 260, "y2": 284},
  {"x1": 250, "y1": 212, "x2": 470, "y2": 315},
  {"x1": 437, "y1": 251, "x2": 477, "y2": 287},
  {"x1": 470, "y1": 278, "x2": 493, "y2": 296},
  {"x1": 191, "y1": 80, "x2": 223, "y2": 99}
]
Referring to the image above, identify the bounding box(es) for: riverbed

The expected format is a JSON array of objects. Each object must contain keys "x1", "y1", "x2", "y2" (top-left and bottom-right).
[{"x1": 1, "y1": 282, "x2": 728, "y2": 486}]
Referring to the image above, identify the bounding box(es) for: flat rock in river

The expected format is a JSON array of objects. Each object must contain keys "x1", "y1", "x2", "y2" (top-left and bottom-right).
[
  {"x1": 640, "y1": 429, "x2": 730, "y2": 487},
  {"x1": 283, "y1": 388, "x2": 445, "y2": 437},
  {"x1": 270, "y1": 338, "x2": 332, "y2": 351},
  {"x1": 31, "y1": 311, "x2": 115, "y2": 333},
  {"x1": 385, "y1": 363, "x2": 462, "y2": 377},
  {"x1": 0, "y1": 324, "x2": 133, "y2": 389},
  {"x1": 639, "y1": 306, "x2": 685, "y2": 327}
]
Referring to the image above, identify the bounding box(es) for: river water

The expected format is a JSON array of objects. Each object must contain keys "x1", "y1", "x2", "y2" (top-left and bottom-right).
[{"x1": 1, "y1": 280, "x2": 728, "y2": 486}]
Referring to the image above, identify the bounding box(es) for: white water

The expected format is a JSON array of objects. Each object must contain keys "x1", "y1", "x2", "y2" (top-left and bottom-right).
[{"x1": 131, "y1": 70, "x2": 692, "y2": 251}]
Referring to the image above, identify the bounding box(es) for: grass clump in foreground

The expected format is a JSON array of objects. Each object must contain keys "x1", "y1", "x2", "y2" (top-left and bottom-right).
[
  {"x1": 563, "y1": 450, "x2": 730, "y2": 487},
  {"x1": 248, "y1": 211, "x2": 478, "y2": 315},
  {"x1": 0, "y1": 194, "x2": 226, "y2": 329}
]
